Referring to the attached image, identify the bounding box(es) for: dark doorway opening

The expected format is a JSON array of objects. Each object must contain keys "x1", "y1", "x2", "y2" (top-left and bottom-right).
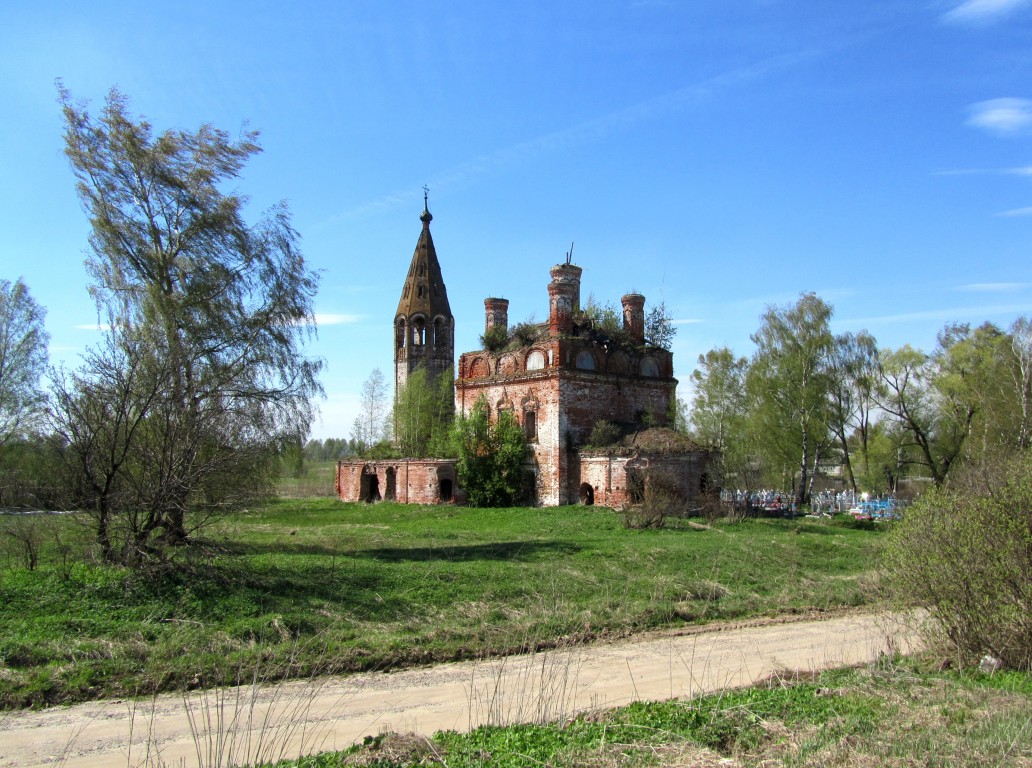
[
  {"x1": 385, "y1": 467, "x2": 397, "y2": 501},
  {"x1": 361, "y1": 467, "x2": 381, "y2": 503},
  {"x1": 439, "y1": 478, "x2": 453, "y2": 502},
  {"x1": 579, "y1": 483, "x2": 594, "y2": 506},
  {"x1": 522, "y1": 471, "x2": 537, "y2": 505},
  {"x1": 627, "y1": 470, "x2": 645, "y2": 504}
]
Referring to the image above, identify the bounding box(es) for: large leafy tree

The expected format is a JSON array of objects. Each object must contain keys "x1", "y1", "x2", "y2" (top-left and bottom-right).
[
  {"x1": 826, "y1": 330, "x2": 879, "y2": 493},
  {"x1": 0, "y1": 278, "x2": 49, "y2": 448},
  {"x1": 747, "y1": 293, "x2": 834, "y2": 505},
  {"x1": 689, "y1": 347, "x2": 750, "y2": 493},
  {"x1": 58, "y1": 86, "x2": 321, "y2": 550},
  {"x1": 876, "y1": 324, "x2": 1005, "y2": 486}
]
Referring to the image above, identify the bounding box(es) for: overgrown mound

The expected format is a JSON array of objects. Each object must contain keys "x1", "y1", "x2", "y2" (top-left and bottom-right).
[{"x1": 581, "y1": 426, "x2": 703, "y2": 455}]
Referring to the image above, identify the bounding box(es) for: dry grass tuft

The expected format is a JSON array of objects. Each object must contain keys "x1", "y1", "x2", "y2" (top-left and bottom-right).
[{"x1": 341, "y1": 731, "x2": 442, "y2": 766}]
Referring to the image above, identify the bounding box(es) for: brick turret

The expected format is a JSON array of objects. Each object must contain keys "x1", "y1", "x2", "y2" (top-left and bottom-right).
[
  {"x1": 484, "y1": 297, "x2": 509, "y2": 335},
  {"x1": 547, "y1": 263, "x2": 582, "y2": 336},
  {"x1": 621, "y1": 293, "x2": 646, "y2": 344}
]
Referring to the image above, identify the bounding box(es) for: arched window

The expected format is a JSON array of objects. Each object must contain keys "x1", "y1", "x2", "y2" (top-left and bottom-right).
[
  {"x1": 396, "y1": 318, "x2": 406, "y2": 349},
  {"x1": 524, "y1": 410, "x2": 537, "y2": 441},
  {"x1": 412, "y1": 317, "x2": 426, "y2": 346},
  {"x1": 575, "y1": 350, "x2": 596, "y2": 370},
  {"x1": 640, "y1": 357, "x2": 659, "y2": 377},
  {"x1": 526, "y1": 349, "x2": 545, "y2": 370}
]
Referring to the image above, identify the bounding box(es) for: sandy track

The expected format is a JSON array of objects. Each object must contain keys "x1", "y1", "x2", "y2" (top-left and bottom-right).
[{"x1": 0, "y1": 612, "x2": 917, "y2": 768}]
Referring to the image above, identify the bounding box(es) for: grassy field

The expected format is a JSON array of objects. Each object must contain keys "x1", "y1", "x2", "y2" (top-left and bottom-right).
[
  {"x1": 0, "y1": 499, "x2": 886, "y2": 709},
  {"x1": 283, "y1": 659, "x2": 1032, "y2": 767}
]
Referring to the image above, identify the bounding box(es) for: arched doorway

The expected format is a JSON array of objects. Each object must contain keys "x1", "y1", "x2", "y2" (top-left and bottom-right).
[
  {"x1": 385, "y1": 467, "x2": 397, "y2": 501},
  {"x1": 361, "y1": 466, "x2": 381, "y2": 503},
  {"x1": 437, "y1": 465, "x2": 454, "y2": 502},
  {"x1": 579, "y1": 483, "x2": 594, "y2": 506}
]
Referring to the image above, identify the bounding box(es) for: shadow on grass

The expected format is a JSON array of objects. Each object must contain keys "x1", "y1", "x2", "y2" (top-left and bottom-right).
[
  {"x1": 216, "y1": 540, "x2": 351, "y2": 558},
  {"x1": 352, "y1": 540, "x2": 582, "y2": 562}
]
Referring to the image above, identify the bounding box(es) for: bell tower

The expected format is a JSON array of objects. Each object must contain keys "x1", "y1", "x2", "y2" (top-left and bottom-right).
[{"x1": 394, "y1": 191, "x2": 454, "y2": 400}]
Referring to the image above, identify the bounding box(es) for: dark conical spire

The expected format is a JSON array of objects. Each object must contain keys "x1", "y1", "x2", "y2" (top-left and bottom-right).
[
  {"x1": 394, "y1": 191, "x2": 455, "y2": 402},
  {"x1": 396, "y1": 190, "x2": 450, "y2": 320}
]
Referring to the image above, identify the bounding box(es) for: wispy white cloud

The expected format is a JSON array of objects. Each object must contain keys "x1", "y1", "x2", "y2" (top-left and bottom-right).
[
  {"x1": 74, "y1": 323, "x2": 110, "y2": 331},
  {"x1": 967, "y1": 98, "x2": 1032, "y2": 136},
  {"x1": 935, "y1": 165, "x2": 1032, "y2": 176},
  {"x1": 959, "y1": 282, "x2": 1031, "y2": 291},
  {"x1": 314, "y1": 313, "x2": 362, "y2": 326},
  {"x1": 996, "y1": 206, "x2": 1032, "y2": 217},
  {"x1": 944, "y1": 0, "x2": 1032, "y2": 23},
  {"x1": 673, "y1": 318, "x2": 704, "y2": 325},
  {"x1": 846, "y1": 303, "x2": 1032, "y2": 327}
]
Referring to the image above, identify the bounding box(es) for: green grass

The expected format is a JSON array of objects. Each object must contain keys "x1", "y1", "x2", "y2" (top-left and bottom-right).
[
  {"x1": 0, "y1": 500, "x2": 886, "y2": 709},
  {"x1": 274, "y1": 660, "x2": 1032, "y2": 767}
]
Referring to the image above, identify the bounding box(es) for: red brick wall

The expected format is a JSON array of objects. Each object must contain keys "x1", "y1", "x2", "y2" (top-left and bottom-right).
[
  {"x1": 336, "y1": 459, "x2": 459, "y2": 504},
  {"x1": 576, "y1": 452, "x2": 709, "y2": 509}
]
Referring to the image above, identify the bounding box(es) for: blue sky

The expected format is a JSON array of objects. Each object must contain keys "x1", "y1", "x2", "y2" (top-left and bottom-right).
[{"x1": 2, "y1": 1, "x2": 1031, "y2": 440}]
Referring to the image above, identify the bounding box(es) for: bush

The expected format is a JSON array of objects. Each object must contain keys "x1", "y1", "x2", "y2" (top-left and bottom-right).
[
  {"x1": 453, "y1": 397, "x2": 527, "y2": 507},
  {"x1": 618, "y1": 470, "x2": 690, "y2": 529},
  {"x1": 883, "y1": 455, "x2": 1032, "y2": 671},
  {"x1": 586, "y1": 420, "x2": 621, "y2": 448},
  {"x1": 480, "y1": 324, "x2": 508, "y2": 352}
]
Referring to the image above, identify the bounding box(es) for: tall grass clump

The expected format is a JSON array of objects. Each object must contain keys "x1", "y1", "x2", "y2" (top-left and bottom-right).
[{"x1": 883, "y1": 454, "x2": 1032, "y2": 671}]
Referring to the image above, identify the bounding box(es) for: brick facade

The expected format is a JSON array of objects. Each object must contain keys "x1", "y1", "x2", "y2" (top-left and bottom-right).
[
  {"x1": 455, "y1": 261, "x2": 695, "y2": 506},
  {"x1": 336, "y1": 459, "x2": 459, "y2": 504}
]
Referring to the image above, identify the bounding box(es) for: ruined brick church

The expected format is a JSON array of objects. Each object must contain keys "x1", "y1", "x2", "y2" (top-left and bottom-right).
[{"x1": 336, "y1": 199, "x2": 709, "y2": 507}]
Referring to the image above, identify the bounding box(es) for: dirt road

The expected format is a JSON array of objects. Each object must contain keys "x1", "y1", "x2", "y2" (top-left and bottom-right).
[{"x1": 0, "y1": 612, "x2": 917, "y2": 768}]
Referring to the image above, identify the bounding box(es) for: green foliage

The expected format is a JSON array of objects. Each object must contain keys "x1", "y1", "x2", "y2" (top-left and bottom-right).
[
  {"x1": 747, "y1": 292, "x2": 834, "y2": 504},
  {"x1": 0, "y1": 278, "x2": 48, "y2": 447},
  {"x1": 56, "y1": 85, "x2": 321, "y2": 558},
  {"x1": 508, "y1": 320, "x2": 540, "y2": 348},
  {"x1": 585, "y1": 419, "x2": 621, "y2": 448},
  {"x1": 884, "y1": 455, "x2": 1032, "y2": 670},
  {"x1": 644, "y1": 298, "x2": 677, "y2": 350},
  {"x1": 690, "y1": 347, "x2": 750, "y2": 494},
  {"x1": 480, "y1": 319, "x2": 543, "y2": 353},
  {"x1": 302, "y1": 438, "x2": 360, "y2": 462},
  {"x1": 393, "y1": 366, "x2": 454, "y2": 458},
  {"x1": 827, "y1": 330, "x2": 879, "y2": 494},
  {"x1": 876, "y1": 323, "x2": 1021, "y2": 486},
  {"x1": 479, "y1": 323, "x2": 508, "y2": 351},
  {"x1": 452, "y1": 397, "x2": 526, "y2": 506},
  {"x1": 577, "y1": 293, "x2": 622, "y2": 336}
]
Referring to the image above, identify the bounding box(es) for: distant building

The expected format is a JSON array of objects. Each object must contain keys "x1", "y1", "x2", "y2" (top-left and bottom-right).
[{"x1": 336, "y1": 203, "x2": 711, "y2": 507}]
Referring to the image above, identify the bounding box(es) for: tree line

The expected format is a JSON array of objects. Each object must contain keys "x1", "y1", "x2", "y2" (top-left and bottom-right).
[{"x1": 686, "y1": 291, "x2": 1032, "y2": 507}]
